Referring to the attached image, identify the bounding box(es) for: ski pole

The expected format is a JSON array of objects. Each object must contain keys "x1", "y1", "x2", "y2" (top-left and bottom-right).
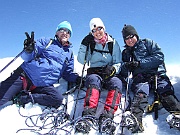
[
  {"x1": 124, "y1": 70, "x2": 131, "y2": 111},
  {"x1": 0, "y1": 50, "x2": 24, "y2": 74},
  {"x1": 124, "y1": 56, "x2": 132, "y2": 111},
  {"x1": 153, "y1": 74, "x2": 159, "y2": 120},
  {"x1": 72, "y1": 45, "x2": 89, "y2": 120},
  {"x1": 120, "y1": 57, "x2": 132, "y2": 135}
]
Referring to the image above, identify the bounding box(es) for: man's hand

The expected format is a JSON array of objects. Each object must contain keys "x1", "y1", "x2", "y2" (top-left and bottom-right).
[
  {"x1": 125, "y1": 61, "x2": 140, "y2": 71},
  {"x1": 24, "y1": 32, "x2": 35, "y2": 53}
]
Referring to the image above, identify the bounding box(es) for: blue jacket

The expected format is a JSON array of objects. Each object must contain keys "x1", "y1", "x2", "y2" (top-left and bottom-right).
[
  {"x1": 120, "y1": 38, "x2": 167, "y2": 78},
  {"x1": 77, "y1": 34, "x2": 122, "y2": 74},
  {"x1": 21, "y1": 38, "x2": 78, "y2": 87}
]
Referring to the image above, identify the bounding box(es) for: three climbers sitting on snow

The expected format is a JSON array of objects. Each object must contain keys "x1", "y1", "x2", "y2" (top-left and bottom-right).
[{"x1": 0, "y1": 18, "x2": 180, "y2": 134}]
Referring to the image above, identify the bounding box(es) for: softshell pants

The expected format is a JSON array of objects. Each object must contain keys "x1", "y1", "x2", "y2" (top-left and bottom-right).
[{"x1": 0, "y1": 67, "x2": 63, "y2": 108}]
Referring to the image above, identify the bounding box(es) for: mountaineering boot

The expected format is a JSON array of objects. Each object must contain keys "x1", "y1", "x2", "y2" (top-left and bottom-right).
[
  {"x1": 98, "y1": 89, "x2": 121, "y2": 134},
  {"x1": 13, "y1": 90, "x2": 34, "y2": 107},
  {"x1": 166, "y1": 112, "x2": 180, "y2": 130},
  {"x1": 13, "y1": 90, "x2": 28, "y2": 106},
  {"x1": 129, "y1": 92, "x2": 148, "y2": 133},
  {"x1": 75, "y1": 85, "x2": 100, "y2": 133},
  {"x1": 160, "y1": 94, "x2": 180, "y2": 112}
]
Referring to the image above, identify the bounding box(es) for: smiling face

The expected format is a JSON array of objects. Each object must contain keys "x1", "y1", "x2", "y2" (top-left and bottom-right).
[
  {"x1": 124, "y1": 35, "x2": 138, "y2": 47},
  {"x1": 91, "y1": 27, "x2": 105, "y2": 39},
  {"x1": 56, "y1": 28, "x2": 70, "y2": 45}
]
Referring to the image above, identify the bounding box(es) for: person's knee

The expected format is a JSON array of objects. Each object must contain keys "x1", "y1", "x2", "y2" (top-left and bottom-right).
[
  {"x1": 159, "y1": 90, "x2": 174, "y2": 97},
  {"x1": 107, "y1": 77, "x2": 122, "y2": 93},
  {"x1": 132, "y1": 82, "x2": 149, "y2": 96},
  {"x1": 85, "y1": 74, "x2": 102, "y2": 89},
  {"x1": 52, "y1": 92, "x2": 63, "y2": 108},
  {"x1": 56, "y1": 93, "x2": 63, "y2": 103}
]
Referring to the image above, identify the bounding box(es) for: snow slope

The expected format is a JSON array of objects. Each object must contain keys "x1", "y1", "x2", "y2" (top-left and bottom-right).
[{"x1": 0, "y1": 57, "x2": 180, "y2": 135}]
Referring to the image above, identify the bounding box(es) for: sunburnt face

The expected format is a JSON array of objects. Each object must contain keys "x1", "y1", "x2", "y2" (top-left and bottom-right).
[{"x1": 91, "y1": 27, "x2": 105, "y2": 39}]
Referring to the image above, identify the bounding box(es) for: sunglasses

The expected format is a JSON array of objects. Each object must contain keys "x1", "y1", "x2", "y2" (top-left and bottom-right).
[
  {"x1": 58, "y1": 28, "x2": 70, "y2": 34},
  {"x1": 91, "y1": 27, "x2": 103, "y2": 33},
  {"x1": 124, "y1": 35, "x2": 134, "y2": 40}
]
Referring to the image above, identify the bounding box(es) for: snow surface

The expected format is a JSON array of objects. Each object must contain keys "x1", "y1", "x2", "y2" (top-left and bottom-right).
[{"x1": 0, "y1": 57, "x2": 180, "y2": 135}]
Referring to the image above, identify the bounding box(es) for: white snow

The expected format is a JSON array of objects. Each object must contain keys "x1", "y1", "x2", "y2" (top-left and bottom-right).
[{"x1": 0, "y1": 57, "x2": 180, "y2": 135}]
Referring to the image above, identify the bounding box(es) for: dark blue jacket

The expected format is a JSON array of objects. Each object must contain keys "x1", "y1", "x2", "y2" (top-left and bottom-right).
[
  {"x1": 120, "y1": 38, "x2": 167, "y2": 78},
  {"x1": 21, "y1": 37, "x2": 78, "y2": 87}
]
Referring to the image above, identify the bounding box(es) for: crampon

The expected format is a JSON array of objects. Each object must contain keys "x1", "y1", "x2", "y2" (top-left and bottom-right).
[
  {"x1": 75, "y1": 115, "x2": 98, "y2": 134},
  {"x1": 120, "y1": 111, "x2": 142, "y2": 133},
  {"x1": 99, "y1": 117, "x2": 116, "y2": 135}
]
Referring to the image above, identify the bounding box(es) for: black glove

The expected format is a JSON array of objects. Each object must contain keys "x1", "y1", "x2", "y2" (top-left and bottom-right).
[
  {"x1": 81, "y1": 34, "x2": 95, "y2": 46},
  {"x1": 24, "y1": 31, "x2": 35, "y2": 53},
  {"x1": 104, "y1": 65, "x2": 116, "y2": 79},
  {"x1": 125, "y1": 61, "x2": 140, "y2": 71}
]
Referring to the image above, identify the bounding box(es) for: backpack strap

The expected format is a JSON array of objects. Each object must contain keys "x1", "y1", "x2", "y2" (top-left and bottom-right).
[
  {"x1": 35, "y1": 39, "x2": 53, "y2": 60},
  {"x1": 89, "y1": 41, "x2": 96, "y2": 55},
  {"x1": 108, "y1": 35, "x2": 114, "y2": 55},
  {"x1": 107, "y1": 41, "x2": 113, "y2": 55},
  {"x1": 45, "y1": 39, "x2": 53, "y2": 49}
]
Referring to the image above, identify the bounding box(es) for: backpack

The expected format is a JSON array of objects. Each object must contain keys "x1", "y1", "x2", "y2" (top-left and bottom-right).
[{"x1": 89, "y1": 35, "x2": 114, "y2": 56}]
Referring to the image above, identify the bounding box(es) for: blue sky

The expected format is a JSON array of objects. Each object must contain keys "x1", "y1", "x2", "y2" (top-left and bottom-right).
[{"x1": 0, "y1": 0, "x2": 179, "y2": 64}]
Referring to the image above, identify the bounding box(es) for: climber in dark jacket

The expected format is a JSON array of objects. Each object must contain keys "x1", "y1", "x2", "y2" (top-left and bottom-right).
[{"x1": 119, "y1": 24, "x2": 180, "y2": 133}]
